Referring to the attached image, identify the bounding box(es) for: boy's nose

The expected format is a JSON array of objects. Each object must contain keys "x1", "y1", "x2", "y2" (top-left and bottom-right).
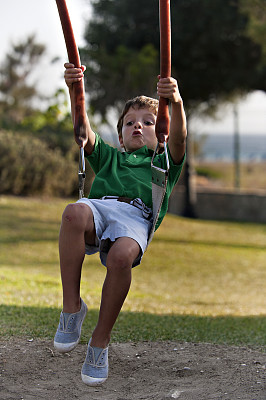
[{"x1": 134, "y1": 121, "x2": 142, "y2": 129}]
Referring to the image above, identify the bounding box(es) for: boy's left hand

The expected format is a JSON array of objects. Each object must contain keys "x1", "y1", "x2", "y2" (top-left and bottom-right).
[{"x1": 157, "y1": 77, "x2": 182, "y2": 104}]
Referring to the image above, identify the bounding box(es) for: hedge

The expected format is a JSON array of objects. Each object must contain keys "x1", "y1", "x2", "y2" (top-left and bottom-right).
[{"x1": 0, "y1": 130, "x2": 78, "y2": 196}]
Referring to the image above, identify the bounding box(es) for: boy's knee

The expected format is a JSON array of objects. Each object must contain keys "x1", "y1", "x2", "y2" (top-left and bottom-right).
[
  {"x1": 107, "y1": 239, "x2": 140, "y2": 272},
  {"x1": 62, "y1": 203, "x2": 92, "y2": 230},
  {"x1": 107, "y1": 254, "x2": 132, "y2": 273}
]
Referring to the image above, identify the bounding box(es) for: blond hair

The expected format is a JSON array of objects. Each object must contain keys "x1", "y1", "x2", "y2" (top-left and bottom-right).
[{"x1": 117, "y1": 96, "x2": 159, "y2": 138}]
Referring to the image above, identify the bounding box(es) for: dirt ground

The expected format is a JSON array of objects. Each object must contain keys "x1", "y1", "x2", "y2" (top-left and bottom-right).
[{"x1": 0, "y1": 339, "x2": 265, "y2": 400}]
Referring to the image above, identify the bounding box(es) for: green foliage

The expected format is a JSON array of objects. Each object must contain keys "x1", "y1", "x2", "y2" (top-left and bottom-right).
[
  {"x1": 240, "y1": 0, "x2": 266, "y2": 88},
  {"x1": 81, "y1": 0, "x2": 265, "y2": 117},
  {"x1": 0, "y1": 35, "x2": 46, "y2": 128},
  {"x1": 240, "y1": 0, "x2": 266, "y2": 60},
  {"x1": 0, "y1": 131, "x2": 77, "y2": 196},
  {"x1": 0, "y1": 36, "x2": 95, "y2": 198},
  {"x1": 21, "y1": 88, "x2": 77, "y2": 154},
  {"x1": 195, "y1": 166, "x2": 222, "y2": 179},
  {"x1": 0, "y1": 35, "x2": 80, "y2": 156},
  {"x1": 81, "y1": 42, "x2": 158, "y2": 117}
]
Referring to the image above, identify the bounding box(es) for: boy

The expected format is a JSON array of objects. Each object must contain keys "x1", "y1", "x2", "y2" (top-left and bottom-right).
[{"x1": 54, "y1": 63, "x2": 187, "y2": 386}]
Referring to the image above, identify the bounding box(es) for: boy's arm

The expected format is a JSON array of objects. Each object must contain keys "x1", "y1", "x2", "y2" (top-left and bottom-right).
[
  {"x1": 157, "y1": 77, "x2": 187, "y2": 164},
  {"x1": 64, "y1": 63, "x2": 96, "y2": 155}
]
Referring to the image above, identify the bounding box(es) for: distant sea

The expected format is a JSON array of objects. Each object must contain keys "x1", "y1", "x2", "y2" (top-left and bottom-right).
[{"x1": 198, "y1": 134, "x2": 266, "y2": 162}]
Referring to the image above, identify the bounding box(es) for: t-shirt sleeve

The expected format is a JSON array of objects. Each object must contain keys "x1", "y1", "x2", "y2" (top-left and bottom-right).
[{"x1": 85, "y1": 133, "x2": 114, "y2": 174}]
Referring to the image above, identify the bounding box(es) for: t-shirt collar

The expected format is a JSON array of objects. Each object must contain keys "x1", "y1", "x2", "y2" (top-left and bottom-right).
[{"x1": 126, "y1": 145, "x2": 154, "y2": 156}]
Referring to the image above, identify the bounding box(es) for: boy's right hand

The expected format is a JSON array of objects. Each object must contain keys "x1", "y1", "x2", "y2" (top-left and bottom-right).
[
  {"x1": 64, "y1": 63, "x2": 96, "y2": 153},
  {"x1": 64, "y1": 63, "x2": 86, "y2": 89}
]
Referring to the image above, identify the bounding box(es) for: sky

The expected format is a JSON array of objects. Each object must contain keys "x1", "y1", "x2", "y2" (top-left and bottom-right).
[
  {"x1": 1, "y1": 0, "x2": 266, "y2": 136},
  {"x1": 1, "y1": 0, "x2": 90, "y2": 95}
]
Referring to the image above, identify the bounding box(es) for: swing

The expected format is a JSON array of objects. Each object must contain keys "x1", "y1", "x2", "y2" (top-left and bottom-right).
[{"x1": 55, "y1": 0, "x2": 171, "y2": 242}]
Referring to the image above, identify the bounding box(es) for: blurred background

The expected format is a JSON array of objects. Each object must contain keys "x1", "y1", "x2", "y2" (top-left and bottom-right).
[
  {"x1": 0, "y1": 0, "x2": 266, "y2": 222},
  {"x1": 1, "y1": 1, "x2": 266, "y2": 351}
]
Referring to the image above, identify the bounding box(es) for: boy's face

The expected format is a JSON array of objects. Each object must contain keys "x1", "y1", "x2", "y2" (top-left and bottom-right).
[{"x1": 120, "y1": 106, "x2": 157, "y2": 152}]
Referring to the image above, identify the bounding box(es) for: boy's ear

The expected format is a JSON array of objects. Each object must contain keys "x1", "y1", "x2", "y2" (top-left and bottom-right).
[{"x1": 119, "y1": 135, "x2": 124, "y2": 148}]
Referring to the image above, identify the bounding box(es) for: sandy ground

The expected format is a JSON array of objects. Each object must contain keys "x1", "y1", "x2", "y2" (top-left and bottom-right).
[{"x1": 0, "y1": 339, "x2": 265, "y2": 400}]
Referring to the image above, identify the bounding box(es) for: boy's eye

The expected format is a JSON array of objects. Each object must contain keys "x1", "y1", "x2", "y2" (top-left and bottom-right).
[
  {"x1": 126, "y1": 121, "x2": 134, "y2": 126},
  {"x1": 144, "y1": 120, "x2": 154, "y2": 126}
]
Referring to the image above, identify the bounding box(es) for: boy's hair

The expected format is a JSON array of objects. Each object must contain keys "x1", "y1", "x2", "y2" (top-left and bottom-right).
[{"x1": 117, "y1": 96, "x2": 159, "y2": 137}]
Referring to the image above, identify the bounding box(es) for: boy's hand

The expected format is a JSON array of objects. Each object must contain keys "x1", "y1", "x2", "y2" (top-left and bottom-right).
[
  {"x1": 64, "y1": 62, "x2": 86, "y2": 89},
  {"x1": 157, "y1": 76, "x2": 182, "y2": 104}
]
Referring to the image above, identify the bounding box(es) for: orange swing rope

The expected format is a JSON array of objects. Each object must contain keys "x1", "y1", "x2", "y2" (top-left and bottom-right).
[
  {"x1": 149, "y1": 0, "x2": 172, "y2": 244},
  {"x1": 55, "y1": 0, "x2": 87, "y2": 199}
]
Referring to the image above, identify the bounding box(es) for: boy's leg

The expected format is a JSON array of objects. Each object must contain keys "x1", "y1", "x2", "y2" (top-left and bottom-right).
[
  {"x1": 90, "y1": 237, "x2": 140, "y2": 348},
  {"x1": 54, "y1": 202, "x2": 96, "y2": 352},
  {"x1": 59, "y1": 202, "x2": 96, "y2": 312}
]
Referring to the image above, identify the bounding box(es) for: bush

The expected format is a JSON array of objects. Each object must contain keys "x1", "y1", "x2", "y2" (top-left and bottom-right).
[
  {"x1": 196, "y1": 166, "x2": 223, "y2": 179},
  {"x1": 0, "y1": 130, "x2": 78, "y2": 196}
]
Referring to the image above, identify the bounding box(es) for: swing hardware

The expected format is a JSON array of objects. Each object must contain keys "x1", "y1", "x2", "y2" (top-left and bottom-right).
[
  {"x1": 78, "y1": 147, "x2": 86, "y2": 199},
  {"x1": 148, "y1": 141, "x2": 170, "y2": 245},
  {"x1": 151, "y1": 141, "x2": 169, "y2": 188}
]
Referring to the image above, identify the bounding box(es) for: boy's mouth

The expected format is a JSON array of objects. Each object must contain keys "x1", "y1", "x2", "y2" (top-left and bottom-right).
[{"x1": 132, "y1": 130, "x2": 142, "y2": 136}]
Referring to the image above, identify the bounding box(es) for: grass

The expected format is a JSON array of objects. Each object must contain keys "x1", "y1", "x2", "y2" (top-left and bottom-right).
[
  {"x1": 195, "y1": 161, "x2": 266, "y2": 191},
  {"x1": 0, "y1": 195, "x2": 265, "y2": 347}
]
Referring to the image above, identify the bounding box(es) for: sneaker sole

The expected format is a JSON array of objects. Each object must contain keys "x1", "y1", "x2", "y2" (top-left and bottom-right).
[
  {"x1": 81, "y1": 373, "x2": 108, "y2": 386},
  {"x1": 53, "y1": 339, "x2": 79, "y2": 353}
]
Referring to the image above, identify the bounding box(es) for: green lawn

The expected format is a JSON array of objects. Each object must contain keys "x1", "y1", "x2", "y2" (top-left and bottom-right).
[{"x1": 0, "y1": 195, "x2": 265, "y2": 347}]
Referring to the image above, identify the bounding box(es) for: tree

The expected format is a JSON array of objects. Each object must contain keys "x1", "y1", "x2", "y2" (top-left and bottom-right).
[
  {"x1": 80, "y1": 0, "x2": 265, "y2": 217},
  {"x1": 0, "y1": 35, "x2": 46, "y2": 129},
  {"x1": 81, "y1": 0, "x2": 264, "y2": 117},
  {"x1": 240, "y1": 0, "x2": 266, "y2": 90},
  {"x1": 0, "y1": 36, "x2": 79, "y2": 153},
  {"x1": 240, "y1": 0, "x2": 266, "y2": 58}
]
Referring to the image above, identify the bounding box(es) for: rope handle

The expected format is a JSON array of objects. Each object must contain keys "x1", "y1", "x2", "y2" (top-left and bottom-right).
[
  {"x1": 155, "y1": 0, "x2": 171, "y2": 144},
  {"x1": 55, "y1": 0, "x2": 87, "y2": 148},
  {"x1": 56, "y1": 0, "x2": 87, "y2": 198}
]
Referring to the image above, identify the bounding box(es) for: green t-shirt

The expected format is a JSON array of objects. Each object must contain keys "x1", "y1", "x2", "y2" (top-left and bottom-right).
[{"x1": 86, "y1": 133, "x2": 185, "y2": 230}]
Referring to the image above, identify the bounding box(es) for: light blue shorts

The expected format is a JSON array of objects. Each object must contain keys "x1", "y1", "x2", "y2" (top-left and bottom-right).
[{"x1": 76, "y1": 198, "x2": 152, "y2": 267}]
